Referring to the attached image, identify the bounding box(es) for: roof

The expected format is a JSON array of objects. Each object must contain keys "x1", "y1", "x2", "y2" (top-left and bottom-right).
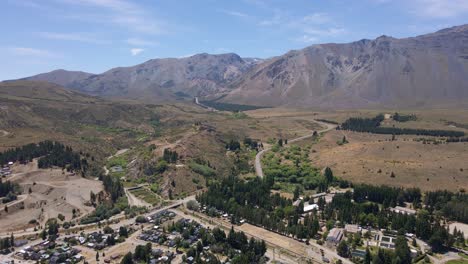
[
  {"x1": 391, "y1": 206, "x2": 416, "y2": 215},
  {"x1": 345, "y1": 224, "x2": 360, "y2": 233},
  {"x1": 327, "y1": 228, "x2": 344, "y2": 241},
  {"x1": 304, "y1": 203, "x2": 319, "y2": 212}
]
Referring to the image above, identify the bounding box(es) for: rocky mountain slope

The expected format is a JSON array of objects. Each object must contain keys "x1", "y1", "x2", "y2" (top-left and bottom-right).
[
  {"x1": 21, "y1": 25, "x2": 468, "y2": 108},
  {"x1": 24, "y1": 53, "x2": 260, "y2": 102},
  {"x1": 222, "y1": 25, "x2": 468, "y2": 108}
]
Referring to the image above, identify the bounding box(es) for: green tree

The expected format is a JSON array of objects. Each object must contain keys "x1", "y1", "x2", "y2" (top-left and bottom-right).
[
  {"x1": 293, "y1": 186, "x2": 301, "y2": 200},
  {"x1": 364, "y1": 247, "x2": 371, "y2": 264},
  {"x1": 120, "y1": 252, "x2": 133, "y2": 264},
  {"x1": 337, "y1": 240, "x2": 349, "y2": 258},
  {"x1": 394, "y1": 235, "x2": 411, "y2": 264},
  {"x1": 324, "y1": 167, "x2": 334, "y2": 184}
]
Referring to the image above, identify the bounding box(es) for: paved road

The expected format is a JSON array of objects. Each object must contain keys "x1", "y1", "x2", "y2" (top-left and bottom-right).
[{"x1": 255, "y1": 119, "x2": 338, "y2": 178}]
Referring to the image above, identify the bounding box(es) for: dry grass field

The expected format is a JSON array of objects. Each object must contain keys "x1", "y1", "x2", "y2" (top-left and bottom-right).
[{"x1": 310, "y1": 130, "x2": 468, "y2": 191}]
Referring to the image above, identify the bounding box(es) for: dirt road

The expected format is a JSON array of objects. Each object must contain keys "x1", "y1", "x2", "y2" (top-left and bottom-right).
[
  {"x1": 255, "y1": 119, "x2": 337, "y2": 177},
  {"x1": 125, "y1": 187, "x2": 152, "y2": 208}
]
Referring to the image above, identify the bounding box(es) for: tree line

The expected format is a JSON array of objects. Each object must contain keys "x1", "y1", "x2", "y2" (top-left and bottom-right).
[
  {"x1": 340, "y1": 114, "x2": 464, "y2": 137},
  {"x1": 392, "y1": 112, "x2": 417, "y2": 122},
  {"x1": 0, "y1": 141, "x2": 89, "y2": 173}
]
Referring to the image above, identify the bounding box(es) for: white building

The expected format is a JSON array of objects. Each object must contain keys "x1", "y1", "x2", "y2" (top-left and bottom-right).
[{"x1": 303, "y1": 203, "x2": 319, "y2": 213}]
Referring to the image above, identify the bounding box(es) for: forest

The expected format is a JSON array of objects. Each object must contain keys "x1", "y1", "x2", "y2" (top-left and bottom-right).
[
  {"x1": 340, "y1": 114, "x2": 465, "y2": 137},
  {"x1": 0, "y1": 141, "x2": 88, "y2": 172}
]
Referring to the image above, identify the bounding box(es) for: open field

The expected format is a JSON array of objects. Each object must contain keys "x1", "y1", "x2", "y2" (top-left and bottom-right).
[
  {"x1": 310, "y1": 129, "x2": 468, "y2": 191},
  {"x1": 128, "y1": 187, "x2": 160, "y2": 206},
  {"x1": 0, "y1": 160, "x2": 103, "y2": 232}
]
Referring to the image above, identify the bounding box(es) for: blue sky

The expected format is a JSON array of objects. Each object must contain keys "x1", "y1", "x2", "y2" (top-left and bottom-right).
[{"x1": 1, "y1": 0, "x2": 467, "y2": 80}]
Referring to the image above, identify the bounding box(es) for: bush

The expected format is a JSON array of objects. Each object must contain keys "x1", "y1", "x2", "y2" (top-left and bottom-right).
[
  {"x1": 189, "y1": 162, "x2": 215, "y2": 177},
  {"x1": 186, "y1": 200, "x2": 200, "y2": 211},
  {"x1": 135, "y1": 216, "x2": 147, "y2": 223}
]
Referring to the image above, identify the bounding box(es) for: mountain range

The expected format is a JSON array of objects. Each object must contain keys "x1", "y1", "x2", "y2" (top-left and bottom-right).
[{"x1": 20, "y1": 24, "x2": 468, "y2": 109}]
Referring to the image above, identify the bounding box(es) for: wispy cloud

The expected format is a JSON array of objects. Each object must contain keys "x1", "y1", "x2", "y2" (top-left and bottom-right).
[
  {"x1": 220, "y1": 9, "x2": 249, "y2": 18},
  {"x1": 125, "y1": 38, "x2": 158, "y2": 46},
  {"x1": 413, "y1": 0, "x2": 468, "y2": 18},
  {"x1": 259, "y1": 11, "x2": 346, "y2": 43},
  {"x1": 9, "y1": 47, "x2": 58, "y2": 57},
  {"x1": 37, "y1": 32, "x2": 105, "y2": 44},
  {"x1": 130, "y1": 48, "x2": 144, "y2": 56},
  {"x1": 58, "y1": 0, "x2": 166, "y2": 34},
  {"x1": 302, "y1": 13, "x2": 332, "y2": 25}
]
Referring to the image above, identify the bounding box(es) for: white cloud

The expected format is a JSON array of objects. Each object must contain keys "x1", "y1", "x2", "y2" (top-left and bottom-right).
[
  {"x1": 413, "y1": 0, "x2": 468, "y2": 18},
  {"x1": 130, "y1": 48, "x2": 144, "y2": 56},
  {"x1": 37, "y1": 32, "x2": 105, "y2": 44},
  {"x1": 125, "y1": 38, "x2": 158, "y2": 46},
  {"x1": 9, "y1": 47, "x2": 58, "y2": 57}
]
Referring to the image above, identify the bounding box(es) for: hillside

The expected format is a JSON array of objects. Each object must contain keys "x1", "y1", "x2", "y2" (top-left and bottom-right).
[
  {"x1": 222, "y1": 25, "x2": 468, "y2": 108},
  {"x1": 0, "y1": 80, "x2": 156, "y2": 156},
  {"x1": 22, "y1": 69, "x2": 93, "y2": 87},
  {"x1": 24, "y1": 53, "x2": 260, "y2": 102},
  {"x1": 20, "y1": 25, "x2": 468, "y2": 109}
]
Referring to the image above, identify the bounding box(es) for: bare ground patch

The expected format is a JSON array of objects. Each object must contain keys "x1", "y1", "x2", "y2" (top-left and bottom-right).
[{"x1": 0, "y1": 164, "x2": 103, "y2": 232}]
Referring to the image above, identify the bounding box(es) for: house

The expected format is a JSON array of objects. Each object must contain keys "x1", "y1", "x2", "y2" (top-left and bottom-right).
[
  {"x1": 312, "y1": 192, "x2": 326, "y2": 199},
  {"x1": 303, "y1": 203, "x2": 319, "y2": 213},
  {"x1": 292, "y1": 199, "x2": 302, "y2": 207},
  {"x1": 390, "y1": 206, "x2": 416, "y2": 215},
  {"x1": 344, "y1": 224, "x2": 360, "y2": 234},
  {"x1": 326, "y1": 228, "x2": 344, "y2": 247}
]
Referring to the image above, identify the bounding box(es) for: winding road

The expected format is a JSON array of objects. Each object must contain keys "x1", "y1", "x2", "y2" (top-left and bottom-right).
[{"x1": 255, "y1": 119, "x2": 337, "y2": 178}]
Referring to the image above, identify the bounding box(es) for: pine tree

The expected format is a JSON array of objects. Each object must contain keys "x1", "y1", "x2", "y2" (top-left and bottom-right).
[
  {"x1": 394, "y1": 235, "x2": 411, "y2": 264},
  {"x1": 324, "y1": 167, "x2": 334, "y2": 184},
  {"x1": 364, "y1": 247, "x2": 371, "y2": 264}
]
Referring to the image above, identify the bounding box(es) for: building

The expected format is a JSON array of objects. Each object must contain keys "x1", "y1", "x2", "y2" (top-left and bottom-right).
[
  {"x1": 311, "y1": 192, "x2": 326, "y2": 199},
  {"x1": 303, "y1": 203, "x2": 319, "y2": 213},
  {"x1": 345, "y1": 224, "x2": 360, "y2": 234},
  {"x1": 390, "y1": 206, "x2": 416, "y2": 215},
  {"x1": 292, "y1": 199, "x2": 302, "y2": 207},
  {"x1": 326, "y1": 228, "x2": 344, "y2": 247}
]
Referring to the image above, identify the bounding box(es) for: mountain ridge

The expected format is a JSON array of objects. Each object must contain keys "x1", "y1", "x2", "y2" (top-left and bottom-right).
[{"x1": 21, "y1": 24, "x2": 468, "y2": 109}]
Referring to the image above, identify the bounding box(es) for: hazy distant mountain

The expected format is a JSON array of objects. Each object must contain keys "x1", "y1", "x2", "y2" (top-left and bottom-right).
[
  {"x1": 23, "y1": 69, "x2": 94, "y2": 87},
  {"x1": 221, "y1": 25, "x2": 468, "y2": 108},
  {"x1": 24, "y1": 53, "x2": 261, "y2": 102},
  {"x1": 22, "y1": 25, "x2": 468, "y2": 108}
]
